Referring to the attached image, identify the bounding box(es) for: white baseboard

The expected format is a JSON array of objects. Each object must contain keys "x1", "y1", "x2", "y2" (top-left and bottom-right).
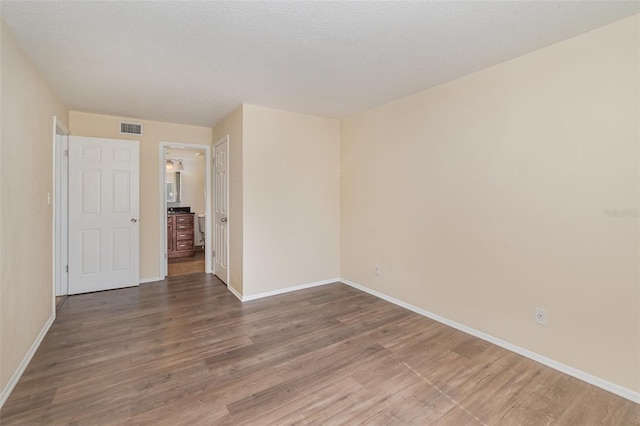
[
  {"x1": 240, "y1": 278, "x2": 339, "y2": 302},
  {"x1": 139, "y1": 276, "x2": 162, "y2": 284},
  {"x1": 340, "y1": 278, "x2": 640, "y2": 404},
  {"x1": 226, "y1": 284, "x2": 243, "y2": 301},
  {"x1": 0, "y1": 313, "x2": 55, "y2": 409}
]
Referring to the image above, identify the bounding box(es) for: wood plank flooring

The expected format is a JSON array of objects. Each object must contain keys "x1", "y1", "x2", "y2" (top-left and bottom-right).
[
  {"x1": 168, "y1": 251, "x2": 205, "y2": 277},
  {"x1": 55, "y1": 295, "x2": 66, "y2": 310},
  {"x1": 1, "y1": 273, "x2": 638, "y2": 425}
]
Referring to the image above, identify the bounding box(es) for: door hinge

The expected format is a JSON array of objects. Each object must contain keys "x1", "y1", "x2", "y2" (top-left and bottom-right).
[
  {"x1": 64, "y1": 149, "x2": 69, "y2": 157},
  {"x1": 65, "y1": 265, "x2": 69, "y2": 273},
  {"x1": 212, "y1": 250, "x2": 215, "y2": 257}
]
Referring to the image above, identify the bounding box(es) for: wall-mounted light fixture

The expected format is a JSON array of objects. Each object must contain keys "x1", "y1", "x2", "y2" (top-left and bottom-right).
[{"x1": 165, "y1": 158, "x2": 184, "y2": 171}]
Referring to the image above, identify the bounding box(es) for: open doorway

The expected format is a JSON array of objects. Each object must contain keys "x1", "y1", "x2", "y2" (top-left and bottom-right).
[{"x1": 159, "y1": 143, "x2": 212, "y2": 278}]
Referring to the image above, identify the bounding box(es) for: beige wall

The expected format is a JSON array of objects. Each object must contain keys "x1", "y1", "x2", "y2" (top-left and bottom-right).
[
  {"x1": 212, "y1": 106, "x2": 244, "y2": 295},
  {"x1": 69, "y1": 111, "x2": 211, "y2": 280},
  {"x1": 341, "y1": 15, "x2": 639, "y2": 393},
  {"x1": 185, "y1": 157, "x2": 206, "y2": 246},
  {"x1": 243, "y1": 105, "x2": 340, "y2": 296},
  {"x1": 0, "y1": 21, "x2": 69, "y2": 392}
]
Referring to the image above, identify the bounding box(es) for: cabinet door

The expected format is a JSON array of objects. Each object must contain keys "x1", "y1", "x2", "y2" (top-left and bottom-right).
[{"x1": 167, "y1": 217, "x2": 174, "y2": 253}]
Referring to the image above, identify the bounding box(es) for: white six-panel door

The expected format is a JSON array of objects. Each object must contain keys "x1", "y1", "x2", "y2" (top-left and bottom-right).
[
  {"x1": 68, "y1": 136, "x2": 139, "y2": 294},
  {"x1": 214, "y1": 138, "x2": 229, "y2": 284}
]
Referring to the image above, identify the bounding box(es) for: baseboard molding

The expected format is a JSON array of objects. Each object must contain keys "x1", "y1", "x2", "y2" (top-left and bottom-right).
[
  {"x1": 240, "y1": 278, "x2": 339, "y2": 302},
  {"x1": 226, "y1": 284, "x2": 243, "y2": 302},
  {"x1": 139, "y1": 276, "x2": 163, "y2": 284},
  {"x1": 339, "y1": 278, "x2": 640, "y2": 404},
  {"x1": 0, "y1": 313, "x2": 55, "y2": 409}
]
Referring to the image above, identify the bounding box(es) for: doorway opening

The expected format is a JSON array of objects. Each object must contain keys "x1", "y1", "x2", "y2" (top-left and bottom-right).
[{"x1": 159, "y1": 143, "x2": 212, "y2": 278}]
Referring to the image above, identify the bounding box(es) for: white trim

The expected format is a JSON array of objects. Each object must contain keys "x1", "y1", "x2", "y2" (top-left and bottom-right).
[
  {"x1": 158, "y1": 144, "x2": 167, "y2": 278},
  {"x1": 53, "y1": 116, "x2": 69, "y2": 299},
  {"x1": 54, "y1": 115, "x2": 69, "y2": 135},
  {"x1": 52, "y1": 116, "x2": 70, "y2": 308},
  {"x1": 139, "y1": 277, "x2": 163, "y2": 284},
  {"x1": 0, "y1": 313, "x2": 55, "y2": 409},
  {"x1": 158, "y1": 142, "x2": 212, "y2": 279},
  {"x1": 240, "y1": 278, "x2": 339, "y2": 302},
  {"x1": 204, "y1": 144, "x2": 212, "y2": 275},
  {"x1": 51, "y1": 117, "x2": 58, "y2": 312},
  {"x1": 339, "y1": 278, "x2": 640, "y2": 404},
  {"x1": 213, "y1": 135, "x2": 230, "y2": 285},
  {"x1": 226, "y1": 284, "x2": 243, "y2": 301}
]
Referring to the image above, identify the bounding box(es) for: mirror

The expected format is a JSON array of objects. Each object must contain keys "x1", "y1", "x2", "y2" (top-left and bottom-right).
[{"x1": 166, "y1": 171, "x2": 181, "y2": 203}]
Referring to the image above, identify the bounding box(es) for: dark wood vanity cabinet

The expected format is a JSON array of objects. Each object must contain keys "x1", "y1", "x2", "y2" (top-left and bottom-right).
[{"x1": 167, "y1": 213, "x2": 195, "y2": 258}]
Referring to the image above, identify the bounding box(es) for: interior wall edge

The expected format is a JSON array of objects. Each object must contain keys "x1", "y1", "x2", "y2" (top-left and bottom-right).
[
  {"x1": 240, "y1": 277, "x2": 341, "y2": 302},
  {"x1": 226, "y1": 283, "x2": 243, "y2": 302}
]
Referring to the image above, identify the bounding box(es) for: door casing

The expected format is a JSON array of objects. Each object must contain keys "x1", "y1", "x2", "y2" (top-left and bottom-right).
[
  {"x1": 53, "y1": 116, "x2": 69, "y2": 300},
  {"x1": 158, "y1": 142, "x2": 212, "y2": 279}
]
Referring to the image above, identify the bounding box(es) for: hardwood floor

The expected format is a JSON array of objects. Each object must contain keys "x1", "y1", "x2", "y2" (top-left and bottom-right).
[
  {"x1": 55, "y1": 295, "x2": 66, "y2": 310},
  {"x1": 168, "y1": 250, "x2": 205, "y2": 277},
  {"x1": 1, "y1": 274, "x2": 638, "y2": 425}
]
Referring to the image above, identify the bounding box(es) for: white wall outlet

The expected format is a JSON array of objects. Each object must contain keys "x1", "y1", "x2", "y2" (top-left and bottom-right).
[
  {"x1": 534, "y1": 307, "x2": 547, "y2": 325},
  {"x1": 374, "y1": 264, "x2": 380, "y2": 276}
]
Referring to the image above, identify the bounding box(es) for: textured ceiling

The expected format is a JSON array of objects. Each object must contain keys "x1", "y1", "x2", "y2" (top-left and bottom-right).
[{"x1": 1, "y1": 1, "x2": 638, "y2": 127}]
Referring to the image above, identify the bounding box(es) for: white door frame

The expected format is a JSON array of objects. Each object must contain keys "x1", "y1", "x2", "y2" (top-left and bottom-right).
[
  {"x1": 213, "y1": 135, "x2": 230, "y2": 285},
  {"x1": 52, "y1": 116, "x2": 69, "y2": 304},
  {"x1": 158, "y1": 142, "x2": 212, "y2": 278}
]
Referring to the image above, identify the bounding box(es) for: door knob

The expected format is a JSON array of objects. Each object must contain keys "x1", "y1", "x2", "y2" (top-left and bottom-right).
[
  {"x1": 131, "y1": 218, "x2": 138, "y2": 223},
  {"x1": 221, "y1": 217, "x2": 227, "y2": 223}
]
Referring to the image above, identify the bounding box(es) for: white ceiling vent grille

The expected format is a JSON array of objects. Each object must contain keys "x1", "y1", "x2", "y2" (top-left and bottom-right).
[{"x1": 120, "y1": 121, "x2": 143, "y2": 135}]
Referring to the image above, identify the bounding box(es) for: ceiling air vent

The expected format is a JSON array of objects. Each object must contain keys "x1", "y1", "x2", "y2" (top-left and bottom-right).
[{"x1": 120, "y1": 121, "x2": 143, "y2": 135}]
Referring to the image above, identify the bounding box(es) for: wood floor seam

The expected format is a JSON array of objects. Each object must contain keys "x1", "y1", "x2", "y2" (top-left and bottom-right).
[{"x1": 401, "y1": 361, "x2": 489, "y2": 426}]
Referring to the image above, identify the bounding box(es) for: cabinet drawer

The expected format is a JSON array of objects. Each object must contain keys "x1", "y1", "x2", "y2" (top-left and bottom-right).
[
  {"x1": 176, "y1": 240, "x2": 193, "y2": 251},
  {"x1": 176, "y1": 215, "x2": 193, "y2": 225},
  {"x1": 176, "y1": 230, "x2": 193, "y2": 241}
]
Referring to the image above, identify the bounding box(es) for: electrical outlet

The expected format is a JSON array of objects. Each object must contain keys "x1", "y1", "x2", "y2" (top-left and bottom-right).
[
  {"x1": 374, "y1": 264, "x2": 380, "y2": 276},
  {"x1": 534, "y1": 307, "x2": 547, "y2": 325}
]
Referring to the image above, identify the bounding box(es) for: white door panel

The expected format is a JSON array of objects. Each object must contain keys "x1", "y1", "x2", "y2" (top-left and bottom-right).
[
  {"x1": 68, "y1": 136, "x2": 139, "y2": 294},
  {"x1": 54, "y1": 132, "x2": 69, "y2": 296},
  {"x1": 214, "y1": 138, "x2": 229, "y2": 284}
]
